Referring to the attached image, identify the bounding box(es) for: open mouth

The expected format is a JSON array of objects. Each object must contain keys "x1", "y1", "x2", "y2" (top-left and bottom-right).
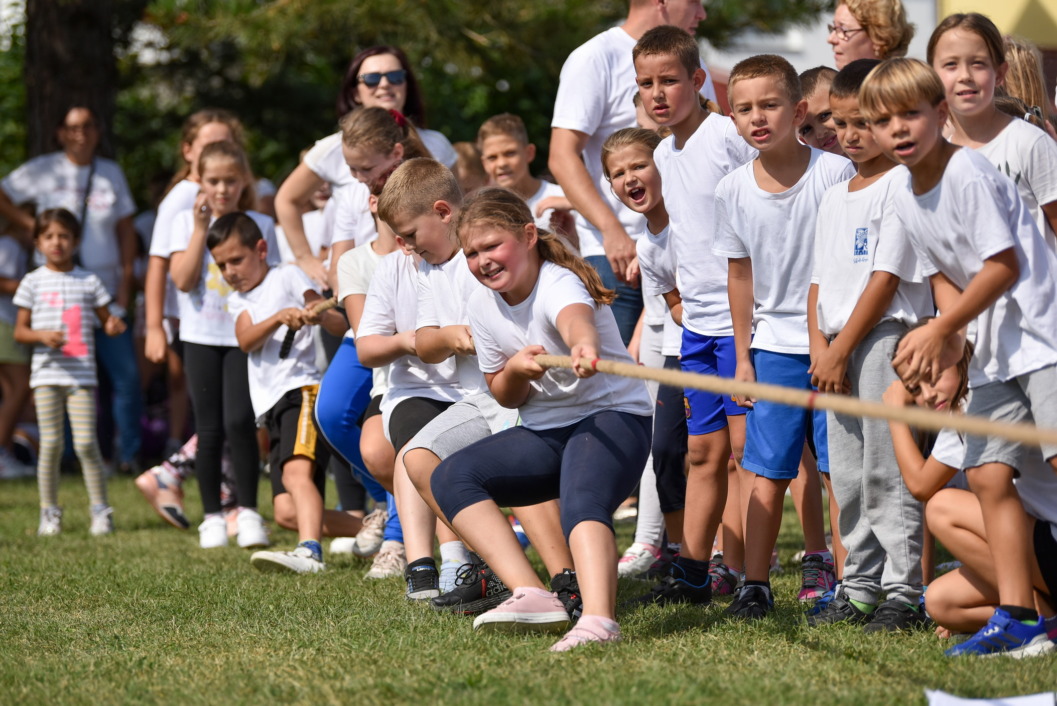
[
  {"x1": 628, "y1": 186, "x2": 647, "y2": 204},
  {"x1": 821, "y1": 134, "x2": 838, "y2": 150},
  {"x1": 893, "y1": 140, "x2": 915, "y2": 156},
  {"x1": 751, "y1": 128, "x2": 770, "y2": 140},
  {"x1": 479, "y1": 266, "x2": 504, "y2": 281}
]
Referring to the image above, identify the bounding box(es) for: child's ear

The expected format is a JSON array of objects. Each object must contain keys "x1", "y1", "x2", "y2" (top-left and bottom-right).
[
  {"x1": 525, "y1": 143, "x2": 537, "y2": 163},
  {"x1": 523, "y1": 222, "x2": 538, "y2": 248},
  {"x1": 391, "y1": 142, "x2": 405, "y2": 162},
  {"x1": 692, "y1": 67, "x2": 706, "y2": 92},
  {"x1": 435, "y1": 200, "x2": 454, "y2": 223},
  {"x1": 995, "y1": 61, "x2": 1009, "y2": 88},
  {"x1": 936, "y1": 99, "x2": 950, "y2": 129},
  {"x1": 256, "y1": 238, "x2": 268, "y2": 260},
  {"x1": 792, "y1": 98, "x2": 809, "y2": 127}
]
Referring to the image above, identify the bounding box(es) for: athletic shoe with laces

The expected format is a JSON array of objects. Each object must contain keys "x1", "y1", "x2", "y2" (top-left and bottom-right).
[
  {"x1": 251, "y1": 545, "x2": 325, "y2": 574},
  {"x1": 135, "y1": 465, "x2": 189, "y2": 529},
  {"x1": 617, "y1": 542, "x2": 662, "y2": 579},
  {"x1": 806, "y1": 588, "x2": 871, "y2": 626},
  {"x1": 353, "y1": 507, "x2": 387, "y2": 557},
  {"x1": 329, "y1": 536, "x2": 358, "y2": 555},
  {"x1": 38, "y1": 506, "x2": 62, "y2": 537},
  {"x1": 550, "y1": 569, "x2": 583, "y2": 621},
  {"x1": 708, "y1": 554, "x2": 740, "y2": 596},
  {"x1": 549, "y1": 615, "x2": 622, "y2": 652},
  {"x1": 798, "y1": 553, "x2": 835, "y2": 602},
  {"x1": 864, "y1": 599, "x2": 930, "y2": 633},
  {"x1": 945, "y1": 608, "x2": 1054, "y2": 658},
  {"x1": 198, "y1": 514, "x2": 228, "y2": 548},
  {"x1": 439, "y1": 559, "x2": 463, "y2": 593},
  {"x1": 405, "y1": 563, "x2": 441, "y2": 601},
  {"x1": 805, "y1": 586, "x2": 837, "y2": 618},
  {"x1": 236, "y1": 508, "x2": 270, "y2": 548},
  {"x1": 472, "y1": 587, "x2": 571, "y2": 633},
  {"x1": 626, "y1": 562, "x2": 712, "y2": 607},
  {"x1": 637, "y1": 550, "x2": 678, "y2": 581},
  {"x1": 89, "y1": 505, "x2": 114, "y2": 536},
  {"x1": 364, "y1": 541, "x2": 406, "y2": 579},
  {"x1": 727, "y1": 584, "x2": 773, "y2": 620},
  {"x1": 430, "y1": 552, "x2": 512, "y2": 615}
]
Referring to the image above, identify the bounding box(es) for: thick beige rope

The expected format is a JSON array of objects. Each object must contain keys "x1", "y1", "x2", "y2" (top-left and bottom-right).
[{"x1": 534, "y1": 355, "x2": 1057, "y2": 448}]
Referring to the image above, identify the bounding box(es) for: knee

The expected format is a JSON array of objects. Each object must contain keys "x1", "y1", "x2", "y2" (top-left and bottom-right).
[
  {"x1": 686, "y1": 436, "x2": 726, "y2": 471},
  {"x1": 924, "y1": 490, "x2": 957, "y2": 537},
  {"x1": 273, "y1": 494, "x2": 298, "y2": 530},
  {"x1": 361, "y1": 438, "x2": 394, "y2": 485},
  {"x1": 403, "y1": 448, "x2": 439, "y2": 494}
]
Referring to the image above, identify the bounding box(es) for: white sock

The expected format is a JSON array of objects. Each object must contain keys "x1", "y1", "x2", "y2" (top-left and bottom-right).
[{"x1": 439, "y1": 540, "x2": 470, "y2": 565}]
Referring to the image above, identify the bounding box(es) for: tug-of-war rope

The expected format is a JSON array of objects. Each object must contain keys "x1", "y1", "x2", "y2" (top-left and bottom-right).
[{"x1": 533, "y1": 355, "x2": 1057, "y2": 449}]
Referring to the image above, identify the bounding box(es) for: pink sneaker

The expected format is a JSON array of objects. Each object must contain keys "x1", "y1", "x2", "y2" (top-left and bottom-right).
[
  {"x1": 550, "y1": 615, "x2": 622, "y2": 652},
  {"x1": 472, "y1": 587, "x2": 570, "y2": 633},
  {"x1": 617, "y1": 542, "x2": 662, "y2": 578},
  {"x1": 798, "y1": 552, "x2": 836, "y2": 602}
]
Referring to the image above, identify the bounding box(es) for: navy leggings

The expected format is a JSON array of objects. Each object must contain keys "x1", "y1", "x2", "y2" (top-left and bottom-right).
[
  {"x1": 654, "y1": 356, "x2": 688, "y2": 513},
  {"x1": 432, "y1": 411, "x2": 652, "y2": 539}
]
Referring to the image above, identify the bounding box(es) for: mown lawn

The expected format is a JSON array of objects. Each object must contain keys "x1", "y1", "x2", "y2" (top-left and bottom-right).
[{"x1": 1, "y1": 475, "x2": 1054, "y2": 705}]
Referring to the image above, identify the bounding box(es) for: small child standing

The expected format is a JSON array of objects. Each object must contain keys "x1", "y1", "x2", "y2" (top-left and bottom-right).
[
  {"x1": 712, "y1": 54, "x2": 855, "y2": 619},
  {"x1": 14, "y1": 209, "x2": 126, "y2": 536}
]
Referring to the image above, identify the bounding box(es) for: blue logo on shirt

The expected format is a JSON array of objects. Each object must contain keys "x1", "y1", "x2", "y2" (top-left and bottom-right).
[{"x1": 854, "y1": 227, "x2": 869, "y2": 262}]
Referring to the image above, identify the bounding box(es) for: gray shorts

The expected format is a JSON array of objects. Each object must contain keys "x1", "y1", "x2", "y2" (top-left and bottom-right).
[
  {"x1": 964, "y1": 364, "x2": 1057, "y2": 469},
  {"x1": 404, "y1": 392, "x2": 519, "y2": 461}
]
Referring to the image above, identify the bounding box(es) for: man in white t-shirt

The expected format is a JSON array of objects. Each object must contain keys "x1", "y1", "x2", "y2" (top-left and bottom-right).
[{"x1": 549, "y1": 0, "x2": 716, "y2": 343}]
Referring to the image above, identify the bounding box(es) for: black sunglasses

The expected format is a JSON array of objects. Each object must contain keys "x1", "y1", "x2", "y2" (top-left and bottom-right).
[{"x1": 357, "y1": 70, "x2": 408, "y2": 88}]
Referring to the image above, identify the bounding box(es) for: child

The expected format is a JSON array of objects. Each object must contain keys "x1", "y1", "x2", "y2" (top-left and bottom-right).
[
  {"x1": 429, "y1": 188, "x2": 653, "y2": 651},
  {"x1": 798, "y1": 66, "x2": 842, "y2": 155},
  {"x1": 806, "y1": 59, "x2": 934, "y2": 631},
  {"x1": 0, "y1": 213, "x2": 31, "y2": 478},
  {"x1": 882, "y1": 330, "x2": 1056, "y2": 656},
  {"x1": 451, "y1": 141, "x2": 488, "y2": 195},
  {"x1": 477, "y1": 114, "x2": 578, "y2": 252},
  {"x1": 206, "y1": 212, "x2": 350, "y2": 573},
  {"x1": 861, "y1": 57, "x2": 1057, "y2": 656},
  {"x1": 927, "y1": 13, "x2": 1057, "y2": 251},
  {"x1": 712, "y1": 53, "x2": 855, "y2": 618},
  {"x1": 167, "y1": 140, "x2": 277, "y2": 549},
  {"x1": 13, "y1": 209, "x2": 125, "y2": 536}
]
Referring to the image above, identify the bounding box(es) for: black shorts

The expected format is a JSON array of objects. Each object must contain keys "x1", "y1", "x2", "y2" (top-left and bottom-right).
[
  {"x1": 264, "y1": 385, "x2": 329, "y2": 498},
  {"x1": 1034, "y1": 518, "x2": 1057, "y2": 601},
  {"x1": 356, "y1": 394, "x2": 384, "y2": 428},
  {"x1": 388, "y1": 397, "x2": 453, "y2": 452}
]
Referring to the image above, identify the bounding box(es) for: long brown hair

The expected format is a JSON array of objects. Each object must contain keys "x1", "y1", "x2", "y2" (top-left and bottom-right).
[
  {"x1": 197, "y1": 141, "x2": 257, "y2": 212},
  {"x1": 167, "y1": 109, "x2": 246, "y2": 194},
  {"x1": 455, "y1": 187, "x2": 614, "y2": 306}
]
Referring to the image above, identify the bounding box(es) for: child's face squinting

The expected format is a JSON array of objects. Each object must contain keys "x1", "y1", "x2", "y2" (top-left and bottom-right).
[
  {"x1": 830, "y1": 94, "x2": 884, "y2": 164},
  {"x1": 729, "y1": 75, "x2": 806, "y2": 152},
  {"x1": 799, "y1": 86, "x2": 841, "y2": 154},
  {"x1": 480, "y1": 135, "x2": 535, "y2": 193},
  {"x1": 606, "y1": 144, "x2": 664, "y2": 217},
  {"x1": 913, "y1": 365, "x2": 961, "y2": 412},
  {"x1": 37, "y1": 222, "x2": 77, "y2": 269},
  {"x1": 868, "y1": 98, "x2": 948, "y2": 168},
  {"x1": 462, "y1": 224, "x2": 536, "y2": 305},
  {"x1": 387, "y1": 203, "x2": 456, "y2": 266},
  {"x1": 931, "y1": 29, "x2": 1007, "y2": 120},
  {"x1": 635, "y1": 53, "x2": 701, "y2": 127},
  {"x1": 342, "y1": 143, "x2": 402, "y2": 195},
  {"x1": 200, "y1": 159, "x2": 246, "y2": 216},
  {"x1": 210, "y1": 238, "x2": 268, "y2": 292}
]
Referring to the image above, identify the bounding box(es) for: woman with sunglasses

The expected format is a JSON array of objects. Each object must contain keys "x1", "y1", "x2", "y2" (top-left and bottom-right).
[
  {"x1": 827, "y1": 0, "x2": 914, "y2": 69},
  {"x1": 276, "y1": 45, "x2": 456, "y2": 286}
]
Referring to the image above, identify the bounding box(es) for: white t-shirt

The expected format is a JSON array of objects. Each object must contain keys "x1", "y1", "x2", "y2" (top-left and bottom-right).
[
  {"x1": 713, "y1": 149, "x2": 856, "y2": 354},
  {"x1": 328, "y1": 181, "x2": 377, "y2": 247},
  {"x1": 167, "y1": 209, "x2": 279, "y2": 347},
  {"x1": 149, "y1": 179, "x2": 200, "y2": 319},
  {"x1": 357, "y1": 250, "x2": 463, "y2": 429},
  {"x1": 551, "y1": 26, "x2": 718, "y2": 258},
  {"x1": 1, "y1": 153, "x2": 136, "y2": 296},
  {"x1": 303, "y1": 129, "x2": 457, "y2": 190},
  {"x1": 975, "y1": 119, "x2": 1057, "y2": 252},
  {"x1": 275, "y1": 209, "x2": 329, "y2": 265},
  {"x1": 811, "y1": 167, "x2": 933, "y2": 337},
  {"x1": 654, "y1": 113, "x2": 756, "y2": 337},
  {"x1": 228, "y1": 265, "x2": 322, "y2": 419},
  {"x1": 0, "y1": 236, "x2": 28, "y2": 325},
  {"x1": 336, "y1": 242, "x2": 390, "y2": 396},
  {"x1": 13, "y1": 266, "x2": 110, "y2": 388},
  {"x1": 892, "y1": 148, "x2": 1057, "y2": 386},
  {"x1": 635, "y1": 224, "x2": 681, "y2": 356},
  {"x1": 468, "y1": 261, "x2": 653, "y2": 429}
]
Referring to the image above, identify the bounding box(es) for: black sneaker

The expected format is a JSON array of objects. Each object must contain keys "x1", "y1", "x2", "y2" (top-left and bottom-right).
[
  {"x1": 726, "y1": 584, "x2": 773, "y2": 620},
  {"x1": 805, "y1": 588, "x2": 872, "y2": 626},
  {"x1": 863, "y1": 599, "x2": 930, "y2": 633},
  {"x1": 550, "y1": 569, "x2": 583, "y2": 621},
  {"x1": 626, "y1": 563, "x2": 712, "y2": 608},
  {"x1": 637, "y1": 550, "x2": 679, "y2": 581},
  {"x1": 404, "y1": 562, "x2": 440, "y2": 602},
  {"x1": 429, "y1": 553, "x2": 512, "y2": 615}
]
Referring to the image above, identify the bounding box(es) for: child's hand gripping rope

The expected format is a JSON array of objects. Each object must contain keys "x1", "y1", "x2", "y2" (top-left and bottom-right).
[{"x1": 279, "y1": 296, "x2": 338, "y2": 359}]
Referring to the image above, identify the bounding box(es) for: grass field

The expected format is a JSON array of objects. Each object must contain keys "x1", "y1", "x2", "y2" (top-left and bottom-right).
[{"x1": 2, "y1": 474, "x2": 1055, "y2": 706}]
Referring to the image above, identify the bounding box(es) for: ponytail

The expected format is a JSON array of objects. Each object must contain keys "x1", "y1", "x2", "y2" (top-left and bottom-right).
[{"x1": 340, "y1": 106, "x2": 432, "y2": 161}]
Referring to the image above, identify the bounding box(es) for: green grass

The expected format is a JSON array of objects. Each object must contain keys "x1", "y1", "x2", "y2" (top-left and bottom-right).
[{"x1": 1, "y1": 476, "x2": 1054, "y2": 706}]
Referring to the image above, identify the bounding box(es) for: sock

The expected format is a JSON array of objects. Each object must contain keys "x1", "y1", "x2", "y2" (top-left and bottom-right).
[
  {"x1": 439, "y1": 541, "x2": 470, "y2": 566},
  {"x1": 666, "y1": 542, "x2": 681, "y2": 555},
  {"x1": 298, "y1": 540, "x2": 323, "y2": 561},
  {"x1": 1044, "y1": 615, "x2": 1057, "y2": 639},
  {"x1": 407, "y1": 557, "x2": 437, "y2": 572},
  {"x1": 806, "y1": 550, "x2": 833, "y2": 564},
  {"x1": 675, "y1": 556, "x2": 711, "y2": 585},
  {"x1": 90, "y1": 503, "x2": 109, "y2": 514},
  {"x1": 849, "y1": 598, "x2": 877, "y2": 615},
  {"x1": 577, "y1": 614, "x2": 620, "y2": 635},
  {"x1": 999, "y1": 605, "x2": 1038, "y2": 624}
]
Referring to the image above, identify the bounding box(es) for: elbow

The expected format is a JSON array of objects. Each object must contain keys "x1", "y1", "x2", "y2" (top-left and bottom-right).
[{"x1": 908, "y1": 484, "x2": 933, "y2": 503}]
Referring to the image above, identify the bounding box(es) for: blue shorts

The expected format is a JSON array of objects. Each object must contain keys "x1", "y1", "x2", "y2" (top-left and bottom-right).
[
  {"x1": 742, "y1": 349, "x2": 829, "y2": 480},
  {"x1": 680, "y1": 330, "x2": 745, "y2": 436}
]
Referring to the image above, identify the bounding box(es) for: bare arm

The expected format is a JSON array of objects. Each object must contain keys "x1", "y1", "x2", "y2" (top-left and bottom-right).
[
  {"x1": 144, "y1": 255, "x2": 170, "y2": 363},
  {"x1": 275, "y1": 162, "x2": 328, "y2": 285},
  {"x1": 356, "y1": 331, "x2": 416, "y2": 368},
  {"x1": 727, "y1": 257, "x2": 756, "y2": 407},
  {"x1": 484, "y1": 345, "x2": 546, "y2": 409},
  {"x1": 661, "y1": 287, "x2": 683, "y2": 327},
  {"x1": 1042, "y1": 200, "x2": 1057, "y2": 240},
  {"x1": 0, "y1": 190, "x2": 33, "y2": 238},
  {"x1": 168, "y1": 194, "x2": 211, "y2": 292},
  {"x1": 882, "y1": 380, "x2": 958, "y2": 501},
  {"x1": 235, "y1": 307, "x2": 303, "y2": 354},
  {"x1": 14, "y1": 307, "x2": 63, "y2": 348},
  {"x1": 0, "y1": 277, "x2": 21, "y2": 296},
  {"x1": 416, "y1": 325, "x2": 475, "y2": 364}
]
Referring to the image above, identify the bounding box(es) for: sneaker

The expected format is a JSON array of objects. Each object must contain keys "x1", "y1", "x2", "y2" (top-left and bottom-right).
[
  {"x1": 798, "y1": 553, "x2": 836, "y2": 603},
  {"x1": 353, "y1": 508, "x2": 386, "y2": 557},
  {"x1": 550, "y1": 569, "x2": 583, "y2": 621},
  {"x1": 89, "y1": 505, "x2": 114, "y2": 536},
  {"x1": 708, "y1": 555, "x2": 740, "y2": 596},
  {"x1": 637, "y1": 549, "x2": 678, "y2": 581},
  {"x1": 38, "y1": 506, "x2": 62, "y2": 537},
  {"x1": 727, "y1": 584, "x2": 773, "y2": 620},
  {"x1": 945, "y1": 609, "x2": 1055, "y2": 658},
  {"x1": 439, "y1": 559, "x2": 463, "y2": 593},
  {"x1": 251, "y1": 545, "x2": 325, "y2": 574},
  {"x1": 431, "y1": 553, "x2": 512, "y2": 615},
  {"x1": 198, "y1": 514, "x2": 228, "y2": 549},
  {"x1": 472, "y1": 587, "x2": 571, "y2": 633},
  {"x1": 364, "y1": 541, "x2": 406, "y2": 579},
  {"x1": 405, "y1": 562, "x2": 441, "y2": 601},
  {"x1": 135, "y1": 466, "x2": 189, "y2": 530},
  {"x1": 617, "y1": 542, "x2": 662, "y2": 579},
  {"x1": 329, "y1": 536, "x2": 358, "y2": 555},
  {"x1": 236, "y1": 508, "x2": 270, "y2": 549},
  {"x1": 864, "y1": 599, "x2": 930, "y2": 633},
  {"x1": 806, "y1": 588, "x2": 872, "y2": 626},
  {"x1": 805, "y1": 586, "x2": 837, "y2": 618},
  {"x1": 550, "y1": 615, "x2": 622, "y2": 652},
  {"x1": 612, "y1": 504, "x2": 638, "y2": 522}
]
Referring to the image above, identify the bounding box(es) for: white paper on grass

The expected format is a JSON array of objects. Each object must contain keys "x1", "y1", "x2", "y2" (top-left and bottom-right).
[{"x1": 926, "y1": 689, "x2": 1056, "y2": 706}]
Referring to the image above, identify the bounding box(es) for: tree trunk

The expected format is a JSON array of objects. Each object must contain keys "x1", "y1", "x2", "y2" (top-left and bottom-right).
[{"x1": 24, "y1": 0, "x2": 117, "y2": 158}]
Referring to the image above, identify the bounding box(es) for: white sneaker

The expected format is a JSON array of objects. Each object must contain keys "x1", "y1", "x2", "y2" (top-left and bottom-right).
[
  {"x1": 364, "y1": 541, "x2": 406, "y2": 579},
  {"x1": 236, "y1": 508, "x2": 270, "y2": 548},
  {"x1": 353, "y1": 507, "x2": 387, "y2": 556},
  {"x1": 329, "y1": 536, "x2": 358, "y2": 554},
  {"x1": 199, "y1": 514, "x2": 228, "y2": 548},
  {"x1": 89, "y1": 505, "x2": 114, "y2": 536},
  {"x1": 251, "y1": 545, "x2": 325, "y2": 574},
  {"x1": 38, "y1": 506, "x2": 62, "y2": 536},
  {"x1": 617, "y1": 542, "x2": 662, "y2": 578}
]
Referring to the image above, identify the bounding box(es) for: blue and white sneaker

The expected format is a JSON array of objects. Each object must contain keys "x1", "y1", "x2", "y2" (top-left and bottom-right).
[
  {"x1": 945, "y1": 608, "x2": 1054, "y2": 658},
  {"x1": 805, "y1": 586, "x2": 836, "y2": 617}
]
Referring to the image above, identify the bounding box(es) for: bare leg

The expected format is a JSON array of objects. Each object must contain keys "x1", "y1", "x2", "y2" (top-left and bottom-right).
[
  {"x1": 0, "y1": 363, "x2": 30, "y2": 449},
  {"x1": 791, "y1": 445, "x2": 828, "y2": 554},
  {"x1": 720, "y1": 458, "x2": 745, "y2": 571},
  {"x1": 744, "y1": 476, "x2": 793, "y2": 582},
  {"x1": 360, "y1": 415, "x2": 395, "y2": 492},
  {"x1": 965, "y1": 464, "x2": 1035, "y2": 609},
  {"x1": 449, "y1": 499, "x2": 546, "y2": 590},
  {"x1": 513, "y1": 501, "x2": 574, "y2": 576},
  {"x1": 681, "y1": 428, "x2": 731, "y2": 562},
  {"x1": 569, "y1": 521, "x2": 619, "y2": 620},
  {"x1": 820, "y1": 472, "x2": 845, "y2": 579},
  {"x1": 394, "y1": 443, "x2": 438, "y2": 562},
  {"x1": 281, "y1": 457, "x2": 323, "y2": 543},
  {"x1": 274, "y1": 493, "x2": 363, "y2": 537}
]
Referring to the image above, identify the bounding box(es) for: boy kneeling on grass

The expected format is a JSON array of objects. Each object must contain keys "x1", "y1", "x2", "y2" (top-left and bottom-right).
[{"x1": 208, "y1": 212, "x2": 352, "y2": 574}]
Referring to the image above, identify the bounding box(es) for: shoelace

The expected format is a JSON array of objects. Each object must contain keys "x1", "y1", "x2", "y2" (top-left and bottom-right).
[
  {"x1": 801, "y1": 560, "x2": 826, "y2": 588},
  {"x1": 451, "y1": 560, "x2": 482, "y2": 587}
]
